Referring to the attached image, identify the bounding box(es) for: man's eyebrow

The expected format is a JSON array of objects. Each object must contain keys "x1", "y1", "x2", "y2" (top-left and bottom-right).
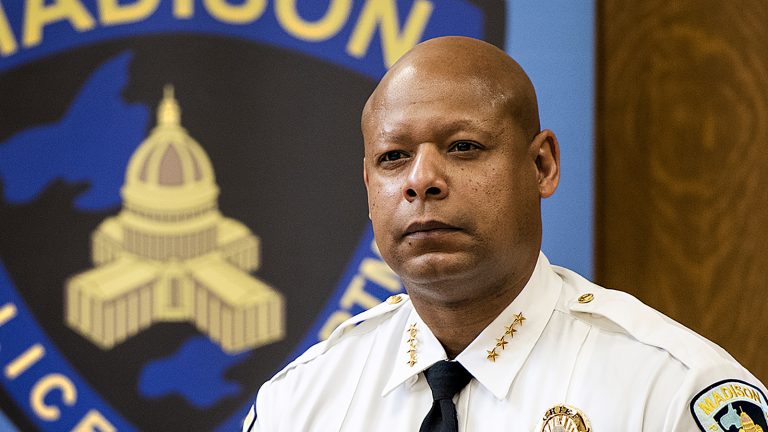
[{"x1": 375, "y1": 119, "x2": 488, "y2": 143}]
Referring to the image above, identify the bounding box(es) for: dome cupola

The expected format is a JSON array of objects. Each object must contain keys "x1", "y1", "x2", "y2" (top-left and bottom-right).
[{"x1": 121, "y1": 86, "x2": 219, "y2": 215}]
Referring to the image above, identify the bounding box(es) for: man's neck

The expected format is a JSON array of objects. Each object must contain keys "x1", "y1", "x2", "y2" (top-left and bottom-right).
[{"x1": 406, "y1": 263, "x2": 536, "y2": 359}]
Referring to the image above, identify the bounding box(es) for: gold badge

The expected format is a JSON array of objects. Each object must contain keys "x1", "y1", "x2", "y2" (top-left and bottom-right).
[{"x1": 538, "y1": 405, "x2": 592, "y2": 432}]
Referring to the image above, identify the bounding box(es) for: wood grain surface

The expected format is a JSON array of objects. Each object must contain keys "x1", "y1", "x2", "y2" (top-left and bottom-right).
[{"x1": 596, "y1": 0, "x2": 768, "y2": 383}]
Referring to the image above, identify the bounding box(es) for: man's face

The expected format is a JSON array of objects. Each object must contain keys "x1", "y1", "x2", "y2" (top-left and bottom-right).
[{"x1": 363, "y1": 68, "x2": 546, "y2": 297}]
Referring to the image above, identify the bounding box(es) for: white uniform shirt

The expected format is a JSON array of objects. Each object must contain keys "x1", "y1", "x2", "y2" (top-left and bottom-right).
[{"x1": 243, "y1": 253, "x2": 767, "y2": 431}]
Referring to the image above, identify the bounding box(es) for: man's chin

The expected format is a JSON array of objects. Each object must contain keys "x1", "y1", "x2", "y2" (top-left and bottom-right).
[{"x1": 398, "y1": 252, "x2": 478, "y2": 285}]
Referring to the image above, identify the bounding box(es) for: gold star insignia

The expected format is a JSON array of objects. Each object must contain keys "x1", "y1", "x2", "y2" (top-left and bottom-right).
[
  {"x1": 486, "y1": 348, "x2": 499, "y2": 362},
  {"x1": 485, "y1": 312, "x2": 525, "y2": 362},
  {"x1": 513, "y1": 313, "x2": 526, "y2": 325},
  {"x1": 495, "y1": 337, "x2": 508, "y2": 350},
  {"x1": 406, "y1": 323, "x2": 419, "y2": 367}
]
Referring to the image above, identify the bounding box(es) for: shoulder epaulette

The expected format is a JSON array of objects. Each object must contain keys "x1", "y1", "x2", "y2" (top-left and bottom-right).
[{"x1": 554, "y1": 266, "x2": 729, "y2": 371}]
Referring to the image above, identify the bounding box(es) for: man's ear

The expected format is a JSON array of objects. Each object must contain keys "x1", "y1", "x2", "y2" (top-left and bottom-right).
[
  {"x1": 363, "y1": 159, "x2": 373, "y2": 220},
  {"x1": 531, "y1": 129, "x2": 560, "y2": 198}
]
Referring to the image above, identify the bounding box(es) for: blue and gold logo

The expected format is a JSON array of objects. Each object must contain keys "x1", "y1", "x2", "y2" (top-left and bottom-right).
[
  {"x1": 0, "y1": 1, "x2": 504, "y2": 430},
  {"x1": 691, "y1": 379, "x2": 768, "y2": 432}
]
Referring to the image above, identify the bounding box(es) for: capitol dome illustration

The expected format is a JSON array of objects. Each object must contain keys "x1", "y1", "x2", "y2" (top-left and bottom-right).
[{"x1": 65, "y1": 86, "x2": 284, "y2": 353}]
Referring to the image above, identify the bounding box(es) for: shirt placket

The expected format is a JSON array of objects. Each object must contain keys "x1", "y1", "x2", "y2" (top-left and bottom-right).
[{"x1": 456, "y1": 378, "x2": 473, "y2": 431}]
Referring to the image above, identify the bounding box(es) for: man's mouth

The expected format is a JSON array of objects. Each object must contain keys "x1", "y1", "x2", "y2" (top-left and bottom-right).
[{"x1": 403, "y1": 220, "x2": 461, "y2": 238}]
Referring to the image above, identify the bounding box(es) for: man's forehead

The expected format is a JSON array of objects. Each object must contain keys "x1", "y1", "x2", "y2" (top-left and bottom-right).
[
  {"x1": 366, "y1": 69, "x2": 505, "y2": 127},
  {"x1": 384, "y1": 53, "x2": 503, "y2": 93},
  {"x1": 386, "y1": 37, "x2": 516, "y2": 86},
  {"x1": 371, "y1": 118, "x2": 489, "y2": 141},
  {"x1": 384, "y1": 63, "x2": 419, "y2": 89},
  {"x1": 362, "y1": 36, "x2": 540, "y2": 141},
  {"x1": 366, "y1": 46, "x2": 521, "y2": 120}
]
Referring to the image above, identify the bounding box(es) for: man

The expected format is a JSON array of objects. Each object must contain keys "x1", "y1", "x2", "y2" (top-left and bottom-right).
[{"x1": 243, "y1": 36, "x2": 767, "y2": 431}]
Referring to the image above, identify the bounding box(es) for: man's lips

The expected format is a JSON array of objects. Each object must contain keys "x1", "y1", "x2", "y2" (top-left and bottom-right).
[{"x1": 403, "y1": 220, "x2": 461, "y2": 238}]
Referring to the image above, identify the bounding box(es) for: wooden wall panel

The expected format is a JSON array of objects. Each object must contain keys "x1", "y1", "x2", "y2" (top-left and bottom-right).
[{"x1": 596, "y1": 0, "x2": 768, "y2": 382}]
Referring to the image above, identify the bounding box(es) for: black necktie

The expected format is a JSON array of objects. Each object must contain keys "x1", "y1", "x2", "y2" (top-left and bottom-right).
[{"x1": 419, "y1": 360, "x2": 473, "y2": 432}]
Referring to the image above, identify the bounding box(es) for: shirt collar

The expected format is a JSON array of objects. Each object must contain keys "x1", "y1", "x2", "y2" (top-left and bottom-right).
[
  {"x1": 382, "y1": 252, "x2": 562, "y2": 399},
  {"x1": 455, "y1": 252, "x2": 562, "y2": 399},
  {"x1": 382, "y1": 304, "x2": 448, "y2": 396}
]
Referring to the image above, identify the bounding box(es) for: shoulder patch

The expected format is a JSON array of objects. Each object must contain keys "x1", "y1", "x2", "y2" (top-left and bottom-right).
[{"x1": 690, "y1": 379, "x2": 768, "y2": 431}]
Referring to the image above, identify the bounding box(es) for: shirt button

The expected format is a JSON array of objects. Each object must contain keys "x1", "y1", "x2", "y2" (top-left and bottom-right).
[
  {"x1": 386, "y1": 295, "x2": 403, "y2": 304},
  {"x1": 577, "y1": 293, "x2": 594, "y2": 304}
]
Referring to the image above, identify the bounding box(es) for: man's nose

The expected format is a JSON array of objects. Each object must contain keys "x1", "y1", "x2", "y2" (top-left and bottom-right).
[{"x1": 402, "y1": 146, "x2": 448, "y2": 202}]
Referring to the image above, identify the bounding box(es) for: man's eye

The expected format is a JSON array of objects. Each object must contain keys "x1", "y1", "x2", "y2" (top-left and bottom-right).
[
  {"x1": 450, "y1": 141, "x2": 478, "y2": 152},
  {"x1": 380, "y1": 151, "x2": 407, "y2": 163}
]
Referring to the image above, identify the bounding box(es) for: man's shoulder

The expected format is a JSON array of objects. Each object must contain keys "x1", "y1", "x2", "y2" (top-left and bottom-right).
[
  {"x1": 270, "y1": 294, "x2": 411, "y2": 383},
  {"x1": 550, "y1": 266, "x2": 768, "y2": 430},
  {"x1": 551, "y1": 265, "x2": 738, "y2": 372},
  {"x1": 247, "y1": 295, "x2": 411, "y2": 431}
]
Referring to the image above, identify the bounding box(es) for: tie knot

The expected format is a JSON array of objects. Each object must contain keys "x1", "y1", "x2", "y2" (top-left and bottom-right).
[{"x1": 423, "y1": 361, "x2": 473, "y2": 401}]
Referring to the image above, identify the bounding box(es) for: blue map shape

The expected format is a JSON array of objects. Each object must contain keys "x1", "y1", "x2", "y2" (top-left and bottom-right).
[
  {"x1": 0, "y1": 51, "x2": 149, "y2": 211},
  {"x1": 138, "y1": 336, "x2": 251, "y2": 408}
]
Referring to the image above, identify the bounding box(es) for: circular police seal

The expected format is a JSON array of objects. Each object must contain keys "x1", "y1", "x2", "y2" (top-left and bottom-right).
[
  {"x1": 0, "y1": 2, "x2": 507, "y2": 431},
  {"x1": 538, "y1": 404, "x2": 592, "y2": 432}
]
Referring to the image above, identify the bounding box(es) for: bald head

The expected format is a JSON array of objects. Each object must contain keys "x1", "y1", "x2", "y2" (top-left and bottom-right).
[{"x1": 362, "y1": 36, "x2": 540, "y2": 141}]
